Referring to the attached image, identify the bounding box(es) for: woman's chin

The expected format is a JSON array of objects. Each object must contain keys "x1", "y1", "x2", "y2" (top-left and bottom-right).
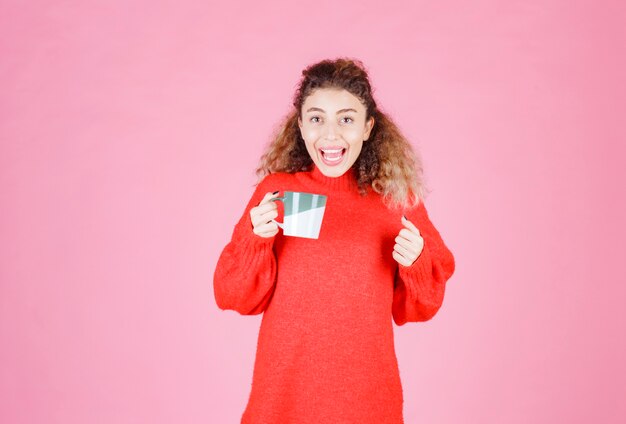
[{"x1": 316, "y1": 160, "x2": 355, "y2": 177}]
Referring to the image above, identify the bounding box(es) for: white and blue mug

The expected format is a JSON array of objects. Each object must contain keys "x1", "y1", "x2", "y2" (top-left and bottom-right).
[{"x1": 270, "y1": 191, "x2": 328, "y2": 239}]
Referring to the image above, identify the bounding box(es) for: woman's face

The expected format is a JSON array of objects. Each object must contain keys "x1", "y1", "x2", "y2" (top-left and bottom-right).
[{"x1": 298, "y1": 88, "x2": 374, "y2": 177}]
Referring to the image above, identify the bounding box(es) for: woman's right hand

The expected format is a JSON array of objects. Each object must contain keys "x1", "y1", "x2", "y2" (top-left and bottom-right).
[{"x1": 249, "y1": 191, "x2": 280, "y2": 238}]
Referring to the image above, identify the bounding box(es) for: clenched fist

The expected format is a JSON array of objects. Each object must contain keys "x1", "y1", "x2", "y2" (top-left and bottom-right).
[
  {"x1": 249, "y1": 191, "x2": 281, "y2": 238},
  {"x1": 392, "y1": 215, "x2": 424, "y2": 267}
]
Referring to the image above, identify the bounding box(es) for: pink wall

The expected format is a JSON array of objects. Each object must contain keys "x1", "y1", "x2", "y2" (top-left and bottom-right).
[{"x1": 1, "y1": 1, "x2": 624, "y2": 423}]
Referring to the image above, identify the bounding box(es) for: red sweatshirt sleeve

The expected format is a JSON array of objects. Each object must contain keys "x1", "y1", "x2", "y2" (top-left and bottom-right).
[
  {"x1": 392, "y1": 199, "x2": 456, "y2": 325},
  {"x1": 213, "y1": 175, "x2": 279, "y2": 315}
]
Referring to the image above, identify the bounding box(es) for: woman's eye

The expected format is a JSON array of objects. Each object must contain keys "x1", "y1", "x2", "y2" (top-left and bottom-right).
[
  {"x1": 342, "y1": 117, "x2": 354, "y2": 124},
  {"x1": 310, "y1": 116, "x2": 321, "y2": 123}
]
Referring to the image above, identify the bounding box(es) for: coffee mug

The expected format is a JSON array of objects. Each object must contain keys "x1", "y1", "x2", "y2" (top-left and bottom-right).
[{"x1": 270, "y1": 191, "x2": 328, "y2": 239}]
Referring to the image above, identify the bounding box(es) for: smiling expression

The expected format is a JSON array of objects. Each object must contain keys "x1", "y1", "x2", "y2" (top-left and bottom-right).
[{"x1": 298, "y1": 88, "x2": 375, "y2": 177}]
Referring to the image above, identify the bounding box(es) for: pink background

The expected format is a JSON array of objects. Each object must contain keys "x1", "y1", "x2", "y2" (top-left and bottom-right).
[{"x1": 1, "y1": 0, "x2": 625, "y2": 423}]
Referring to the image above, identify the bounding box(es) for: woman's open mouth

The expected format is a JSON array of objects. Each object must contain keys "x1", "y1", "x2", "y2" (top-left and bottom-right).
[{"x1": 319, "y1": 147, "x2": 346, "y2": 166}]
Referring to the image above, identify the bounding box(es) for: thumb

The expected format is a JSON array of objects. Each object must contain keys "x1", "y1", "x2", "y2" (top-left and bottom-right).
[
  {"x1": 259, "y1": 190, "x2": 280, "y2": 206},
  {"x1": 402, "y1": 214, "x2": 421, "y2": 235}
]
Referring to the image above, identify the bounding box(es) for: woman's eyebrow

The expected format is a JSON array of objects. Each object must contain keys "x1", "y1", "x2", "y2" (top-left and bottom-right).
[{"x1": 305, "y1": 107, "x2": 358, "y2": 114}]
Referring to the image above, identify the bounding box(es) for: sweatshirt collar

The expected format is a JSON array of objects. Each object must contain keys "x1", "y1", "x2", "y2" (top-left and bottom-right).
[{"x1": 309, "y1": 163, "x2": 359, "y2": 192}]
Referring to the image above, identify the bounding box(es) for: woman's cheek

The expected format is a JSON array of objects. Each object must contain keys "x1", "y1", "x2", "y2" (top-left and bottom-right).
[
  {"x1": 303, "y1": 128, "x2": 319, "y2": 141},
  {"x1": 344, "y1": 127, "x2": 361, "y2": 138}
]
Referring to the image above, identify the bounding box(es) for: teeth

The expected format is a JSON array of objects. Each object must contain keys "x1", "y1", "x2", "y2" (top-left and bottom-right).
[{"x1": 321, "y1": 148, "x2": 344, "y2": 162}]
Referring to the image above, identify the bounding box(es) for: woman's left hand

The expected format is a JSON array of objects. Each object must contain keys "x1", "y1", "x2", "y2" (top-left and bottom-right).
[{"x1": 392, "y1": 215, "x2": 425, "y2": 267}]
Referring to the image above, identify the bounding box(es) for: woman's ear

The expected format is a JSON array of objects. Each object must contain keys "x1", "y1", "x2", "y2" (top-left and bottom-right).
[{"x1": 364, "y1": 117, "x2": 375, "y2": 140}]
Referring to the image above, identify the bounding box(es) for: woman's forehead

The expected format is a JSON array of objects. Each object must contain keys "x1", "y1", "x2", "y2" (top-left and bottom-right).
[{"x1": 302, "y1": 88, "x2": 365, "y2": 113}]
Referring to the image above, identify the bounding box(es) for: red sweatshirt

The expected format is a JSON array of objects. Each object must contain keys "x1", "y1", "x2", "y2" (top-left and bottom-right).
[{"x1": 213, "y1": 164, "x2": 455, "y2": 424}]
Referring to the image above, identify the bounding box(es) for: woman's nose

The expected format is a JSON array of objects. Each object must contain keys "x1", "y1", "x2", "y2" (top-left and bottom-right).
[{"x1": 324, "y1": 123, "x2": 338, "y2": 140}]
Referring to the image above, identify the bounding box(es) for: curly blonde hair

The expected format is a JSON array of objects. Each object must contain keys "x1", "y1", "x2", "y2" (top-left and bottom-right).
[{"x1": 254, "y1": 57, "x2": 429, "y2": 210}]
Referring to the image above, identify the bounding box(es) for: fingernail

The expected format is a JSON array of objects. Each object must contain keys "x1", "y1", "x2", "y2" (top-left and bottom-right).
[
  {"x1": 403, "y1": 215, "x2": 407, "y2": 220},
  {"x1": 273, "y1": 191, "x2": 279, "y2": 195}
]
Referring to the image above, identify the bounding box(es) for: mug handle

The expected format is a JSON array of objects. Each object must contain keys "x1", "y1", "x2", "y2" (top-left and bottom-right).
[{"x1": 269, "y1": 196, "x2": 285, "y2": 229}]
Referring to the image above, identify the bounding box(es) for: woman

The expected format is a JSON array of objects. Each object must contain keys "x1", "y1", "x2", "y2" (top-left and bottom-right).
[{"x1": 213, "y1": 57, "x2": 455, "y2": 424}]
